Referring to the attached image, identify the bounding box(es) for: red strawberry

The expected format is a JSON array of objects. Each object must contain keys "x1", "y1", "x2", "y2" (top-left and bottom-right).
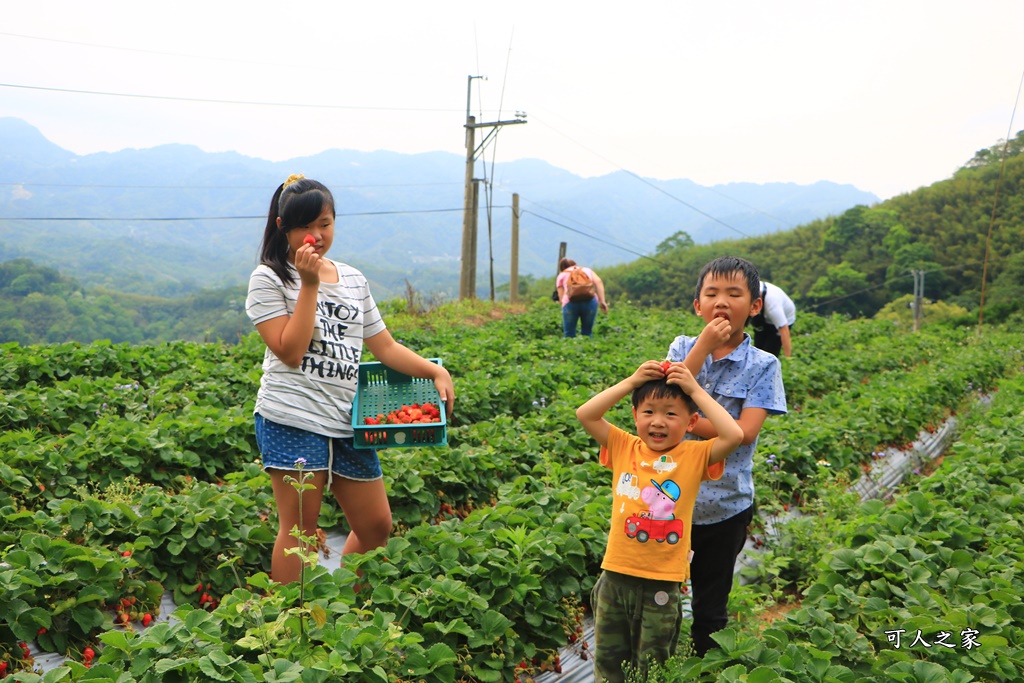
[
  {"x1": 142, "y1": 613, "x2": 153, "y2": 627},
  {"x1": 303, "y1": 234, "x2": 316, "y2": 246},
  {"x1": 121, "y1": 550, "x2": 131, "y2": 557}
]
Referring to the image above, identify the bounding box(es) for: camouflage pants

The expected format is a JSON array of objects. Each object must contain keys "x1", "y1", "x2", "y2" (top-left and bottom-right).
[{"x1": 591, "y1": 570, "x2": 683, "y2": 683}]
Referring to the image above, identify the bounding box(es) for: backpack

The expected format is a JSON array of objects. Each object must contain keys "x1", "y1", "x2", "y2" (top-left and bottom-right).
[{"x1": 566, "y1": 266, "x2": 597, "y2": 303}]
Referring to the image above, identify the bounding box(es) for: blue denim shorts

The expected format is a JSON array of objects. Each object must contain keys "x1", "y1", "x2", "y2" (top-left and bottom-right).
[{"x1": 254, "y1": 413, "x2": 382, "y2": 481}]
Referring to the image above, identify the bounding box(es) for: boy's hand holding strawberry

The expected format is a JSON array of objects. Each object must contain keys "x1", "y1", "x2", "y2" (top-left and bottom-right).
[
  {"x1": 629, "y1": 360, "x2": 671, "y2": 388},
  {"x1": 663, "y1": 361, "x2": 699, "y2": 395},
  {"x1": 693, "y1": 316, "x2": 733, "y2": 356}
]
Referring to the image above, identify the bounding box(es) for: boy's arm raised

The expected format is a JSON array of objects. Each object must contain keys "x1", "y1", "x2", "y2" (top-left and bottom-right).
[
  {"x1": 667, "y1": 364, "x2": 743, "y2": 465},
  {"x1": 689, "y1": 407, "x2": 768, "y2": 445},
  {"x1": 693, "y1": 391, "x2": 744, "y2": 464},
  {"x1": 577, "y1": 361, "x2": 664, "y2": 448}
]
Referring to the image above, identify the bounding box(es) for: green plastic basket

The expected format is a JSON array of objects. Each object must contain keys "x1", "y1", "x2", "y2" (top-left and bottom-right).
[{"x1": 352, "y1": 358, "x2": 447, "y2": 449}]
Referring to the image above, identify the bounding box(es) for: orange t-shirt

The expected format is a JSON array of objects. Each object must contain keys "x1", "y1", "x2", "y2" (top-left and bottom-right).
[{"x1": 599, "y1": 424, "x2": 723, "y2": 582}]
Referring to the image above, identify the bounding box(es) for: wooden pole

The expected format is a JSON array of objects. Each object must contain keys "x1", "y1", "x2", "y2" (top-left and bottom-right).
[
  {"x1": 468, "y1": 179, "x2": 480, "y2": 299},
  {"x1": 459, "y1": 116, "x2": 476, "y2": 300},
  {"x1": 510, "y1": 193, "x2": 520, "y2": 303}
]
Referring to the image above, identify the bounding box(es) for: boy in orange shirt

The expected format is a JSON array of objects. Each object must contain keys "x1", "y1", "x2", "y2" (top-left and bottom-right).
[{"x1": 577, "y1": 360, "x2": 743, "y2": 683}]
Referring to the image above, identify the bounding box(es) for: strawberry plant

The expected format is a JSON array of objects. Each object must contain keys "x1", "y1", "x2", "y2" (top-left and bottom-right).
[{"x1": 2, "y1": 302, "x2": 1022, "y2": 682}]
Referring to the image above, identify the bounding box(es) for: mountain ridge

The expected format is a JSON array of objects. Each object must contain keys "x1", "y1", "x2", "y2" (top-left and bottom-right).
[{"x1": 0, "y1": 116, "x2": 878, "y2": 298}]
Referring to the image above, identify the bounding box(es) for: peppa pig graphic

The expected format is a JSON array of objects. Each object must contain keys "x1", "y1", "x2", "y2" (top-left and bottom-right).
[
  {"x1": 642, "y1": 479, "x2": 680, "y2": 520},
  {"x1": 623, "y1": 479, "x2": 684, "y2": 544}
]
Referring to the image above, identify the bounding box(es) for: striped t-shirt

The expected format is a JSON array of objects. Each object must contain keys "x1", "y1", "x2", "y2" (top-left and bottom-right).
[{"x1": 245, "y1": 260, "x2": 386, "y2": 437}]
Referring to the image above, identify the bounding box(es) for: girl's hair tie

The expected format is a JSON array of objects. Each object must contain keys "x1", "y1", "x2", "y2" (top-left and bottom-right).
[{"x1": 283, "y1": 173, "x2": 305, "y2": 188}]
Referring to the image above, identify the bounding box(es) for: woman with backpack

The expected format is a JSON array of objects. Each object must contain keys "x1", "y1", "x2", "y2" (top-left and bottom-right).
[{"x1": 555, "y1": 258, "x2": 609, "y2": 338}]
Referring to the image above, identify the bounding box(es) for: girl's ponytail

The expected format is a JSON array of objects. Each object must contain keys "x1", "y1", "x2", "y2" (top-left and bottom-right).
[{"x1": 258, "y1": 183, "x2": 295, "y2": 284}]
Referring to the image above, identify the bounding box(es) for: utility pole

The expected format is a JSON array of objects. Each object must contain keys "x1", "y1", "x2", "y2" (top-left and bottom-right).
[
  {"x1": 911, "y1": 269, "x2": 925, "y2": 331},
  {"x1": 471, "y1": 178, "x2": 480, "y2": 298},
  {"x1": 458, "y1": 112, "x2": 478, "y2": 301},
  {"x1": 510, "y1": 193, "x2": 519, "y2": 303},
  {"x1": 458, "y1": 75, "x2": 527, "y2": 300}
]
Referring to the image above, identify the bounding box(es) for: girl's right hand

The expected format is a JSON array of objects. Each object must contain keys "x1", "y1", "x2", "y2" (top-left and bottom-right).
[{"x1": 293, "y1": 243, "x2": 321, "y2": 287}]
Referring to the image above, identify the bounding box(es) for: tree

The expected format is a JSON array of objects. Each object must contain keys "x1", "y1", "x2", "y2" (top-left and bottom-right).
[
  {"x1": 655, "y1": 230, "x2": 695, "y2": 255},
  {"x1": 619, "y1": 261, "x2": 664, "y2": 303},
  {"x1": 8, "y1": 273, "x2": 47, "y2": 296},
  {"x1": 875, "y1": 294, "x2": 969, "y2": 328},
  {"x1": 960, "y1": 129, "x2": 1024, "y2": 169},
  {"x1": 807, "y1": 262, "x2": 872, "y2": 317},
  {"x1": 986, "y1": 251, "x2": 1024, "y2": 311}
]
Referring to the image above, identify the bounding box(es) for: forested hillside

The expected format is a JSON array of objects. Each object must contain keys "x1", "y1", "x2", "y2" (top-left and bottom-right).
[
  {"x1": 0, "y1": 117, "x2": 875, "y2": 302},
  {"x1": 0, "y1": 259, "x2": 250, "y2": 345},
  {"x1": 3, "y1": 131, "x2": 1022, "y2": 345},
  {"x1": 591, "y1": 130, "x2": 1024, "y2": 322}
]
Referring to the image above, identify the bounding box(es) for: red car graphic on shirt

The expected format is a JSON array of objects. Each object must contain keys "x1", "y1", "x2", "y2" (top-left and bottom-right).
[{"x1": 624, "y1": 513, "x2": 684, "y2": 544}]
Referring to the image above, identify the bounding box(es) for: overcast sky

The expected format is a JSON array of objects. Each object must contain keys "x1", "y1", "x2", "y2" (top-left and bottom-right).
[{"x1": 2, "y1": 1, "x2": 1022, "y2": 200}]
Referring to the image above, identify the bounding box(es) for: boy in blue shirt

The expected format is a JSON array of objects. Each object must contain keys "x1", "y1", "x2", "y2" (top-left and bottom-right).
[{"x1": 666, "y1": 256, "x2": 788, "y2": 656}]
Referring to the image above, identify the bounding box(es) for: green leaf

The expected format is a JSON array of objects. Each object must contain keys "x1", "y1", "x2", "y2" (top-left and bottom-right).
[
  {"x1": 426, "y1": 642, "x2": 457, "y2": 668},
  {"x1": 828, "y1": 549, "x2": 860, "y2": 573},
  {"x1": 309, "y1": 603, "x2": 327, "y2": 629},
  {"x1": 265, "y1": 659, "x2": 305, "y2": 683},
  {"x1": 97, "y1": 629, "x2": 131, "y2": 650},
  {"x1": 471, "y1": 664, "x2": 503, "y2": 682},
  {"x1": 70, "y1": 606, "x2": 105, "y2": 632},
  {"x1": 198, "y1": 654, "x2": 235, "y2": 681},
  {"x1": 746, "y1": 666, "x2": 782, "y2": 683},
  {"x1": 155, "y1": 657, "x2": 193, "y2": 674},
  {"x1": 207, "y1": 650, "x2": 242, "y2": 667},
  {"x1": 910, "y1": 660, "x2": 955, "y2": 683}
]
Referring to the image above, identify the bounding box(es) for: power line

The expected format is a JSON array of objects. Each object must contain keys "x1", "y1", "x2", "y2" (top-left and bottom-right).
[
  {"x1": 0, "y1": 30, "x2": 313, "y2": 71},
  {"x1": 0, "y1": 82, "x2": 462, "y2": 113},
  {"x1": 0, "y1": 207, "x2": 467, "y2": 222},
  {"x1": 694, "y1": 184, "x2": 796, "y2": 230},
  {"x1": 519, "y1": 197, "x2": 653, "y2": 255},
  {"x1": 802, "y1": 261, "x2": 980, "y2": 312},
  {"x1": 0, "y1": 181, "x2": 462, "y2": 190},
  {"x1": 621, "y1": 170, "x2": 751, "y2": 238},
  {"x1": 529, "y1": 114, "x2": 751, "y2": 237},
  {"x1": 978, "y1": 65, "x2": 1024, "y2": 331},
  {"x1": 522, "y1": 210, "x2": 667, "y2": 265}
]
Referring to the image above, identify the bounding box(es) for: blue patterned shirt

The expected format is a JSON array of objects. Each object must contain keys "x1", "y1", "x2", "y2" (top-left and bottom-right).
[{"x1": 667, "y1": 333, "x2": 787, "y2": 524}]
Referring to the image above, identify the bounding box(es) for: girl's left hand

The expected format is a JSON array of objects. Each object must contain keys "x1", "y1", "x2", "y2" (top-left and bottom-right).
[{"x1": 433, "y1": 366, "x2": 456, "y2": 418}]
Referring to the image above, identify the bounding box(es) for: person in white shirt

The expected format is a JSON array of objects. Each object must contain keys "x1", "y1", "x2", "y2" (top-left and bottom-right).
[{"x1": 750, "y1": 281, "x2": 796, "y2": 357}]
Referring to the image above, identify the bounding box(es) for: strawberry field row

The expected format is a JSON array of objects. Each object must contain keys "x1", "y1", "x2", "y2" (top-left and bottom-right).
[
  {"x1": 662, "y1": 369, "x2": 1024, "y2": 681},
  {"x1": 757, "y1": 329, "x2": 1017, "y2": 492},
  {"x1": 2, "y1": 305, "x2": 1022, "y2": 682}
]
